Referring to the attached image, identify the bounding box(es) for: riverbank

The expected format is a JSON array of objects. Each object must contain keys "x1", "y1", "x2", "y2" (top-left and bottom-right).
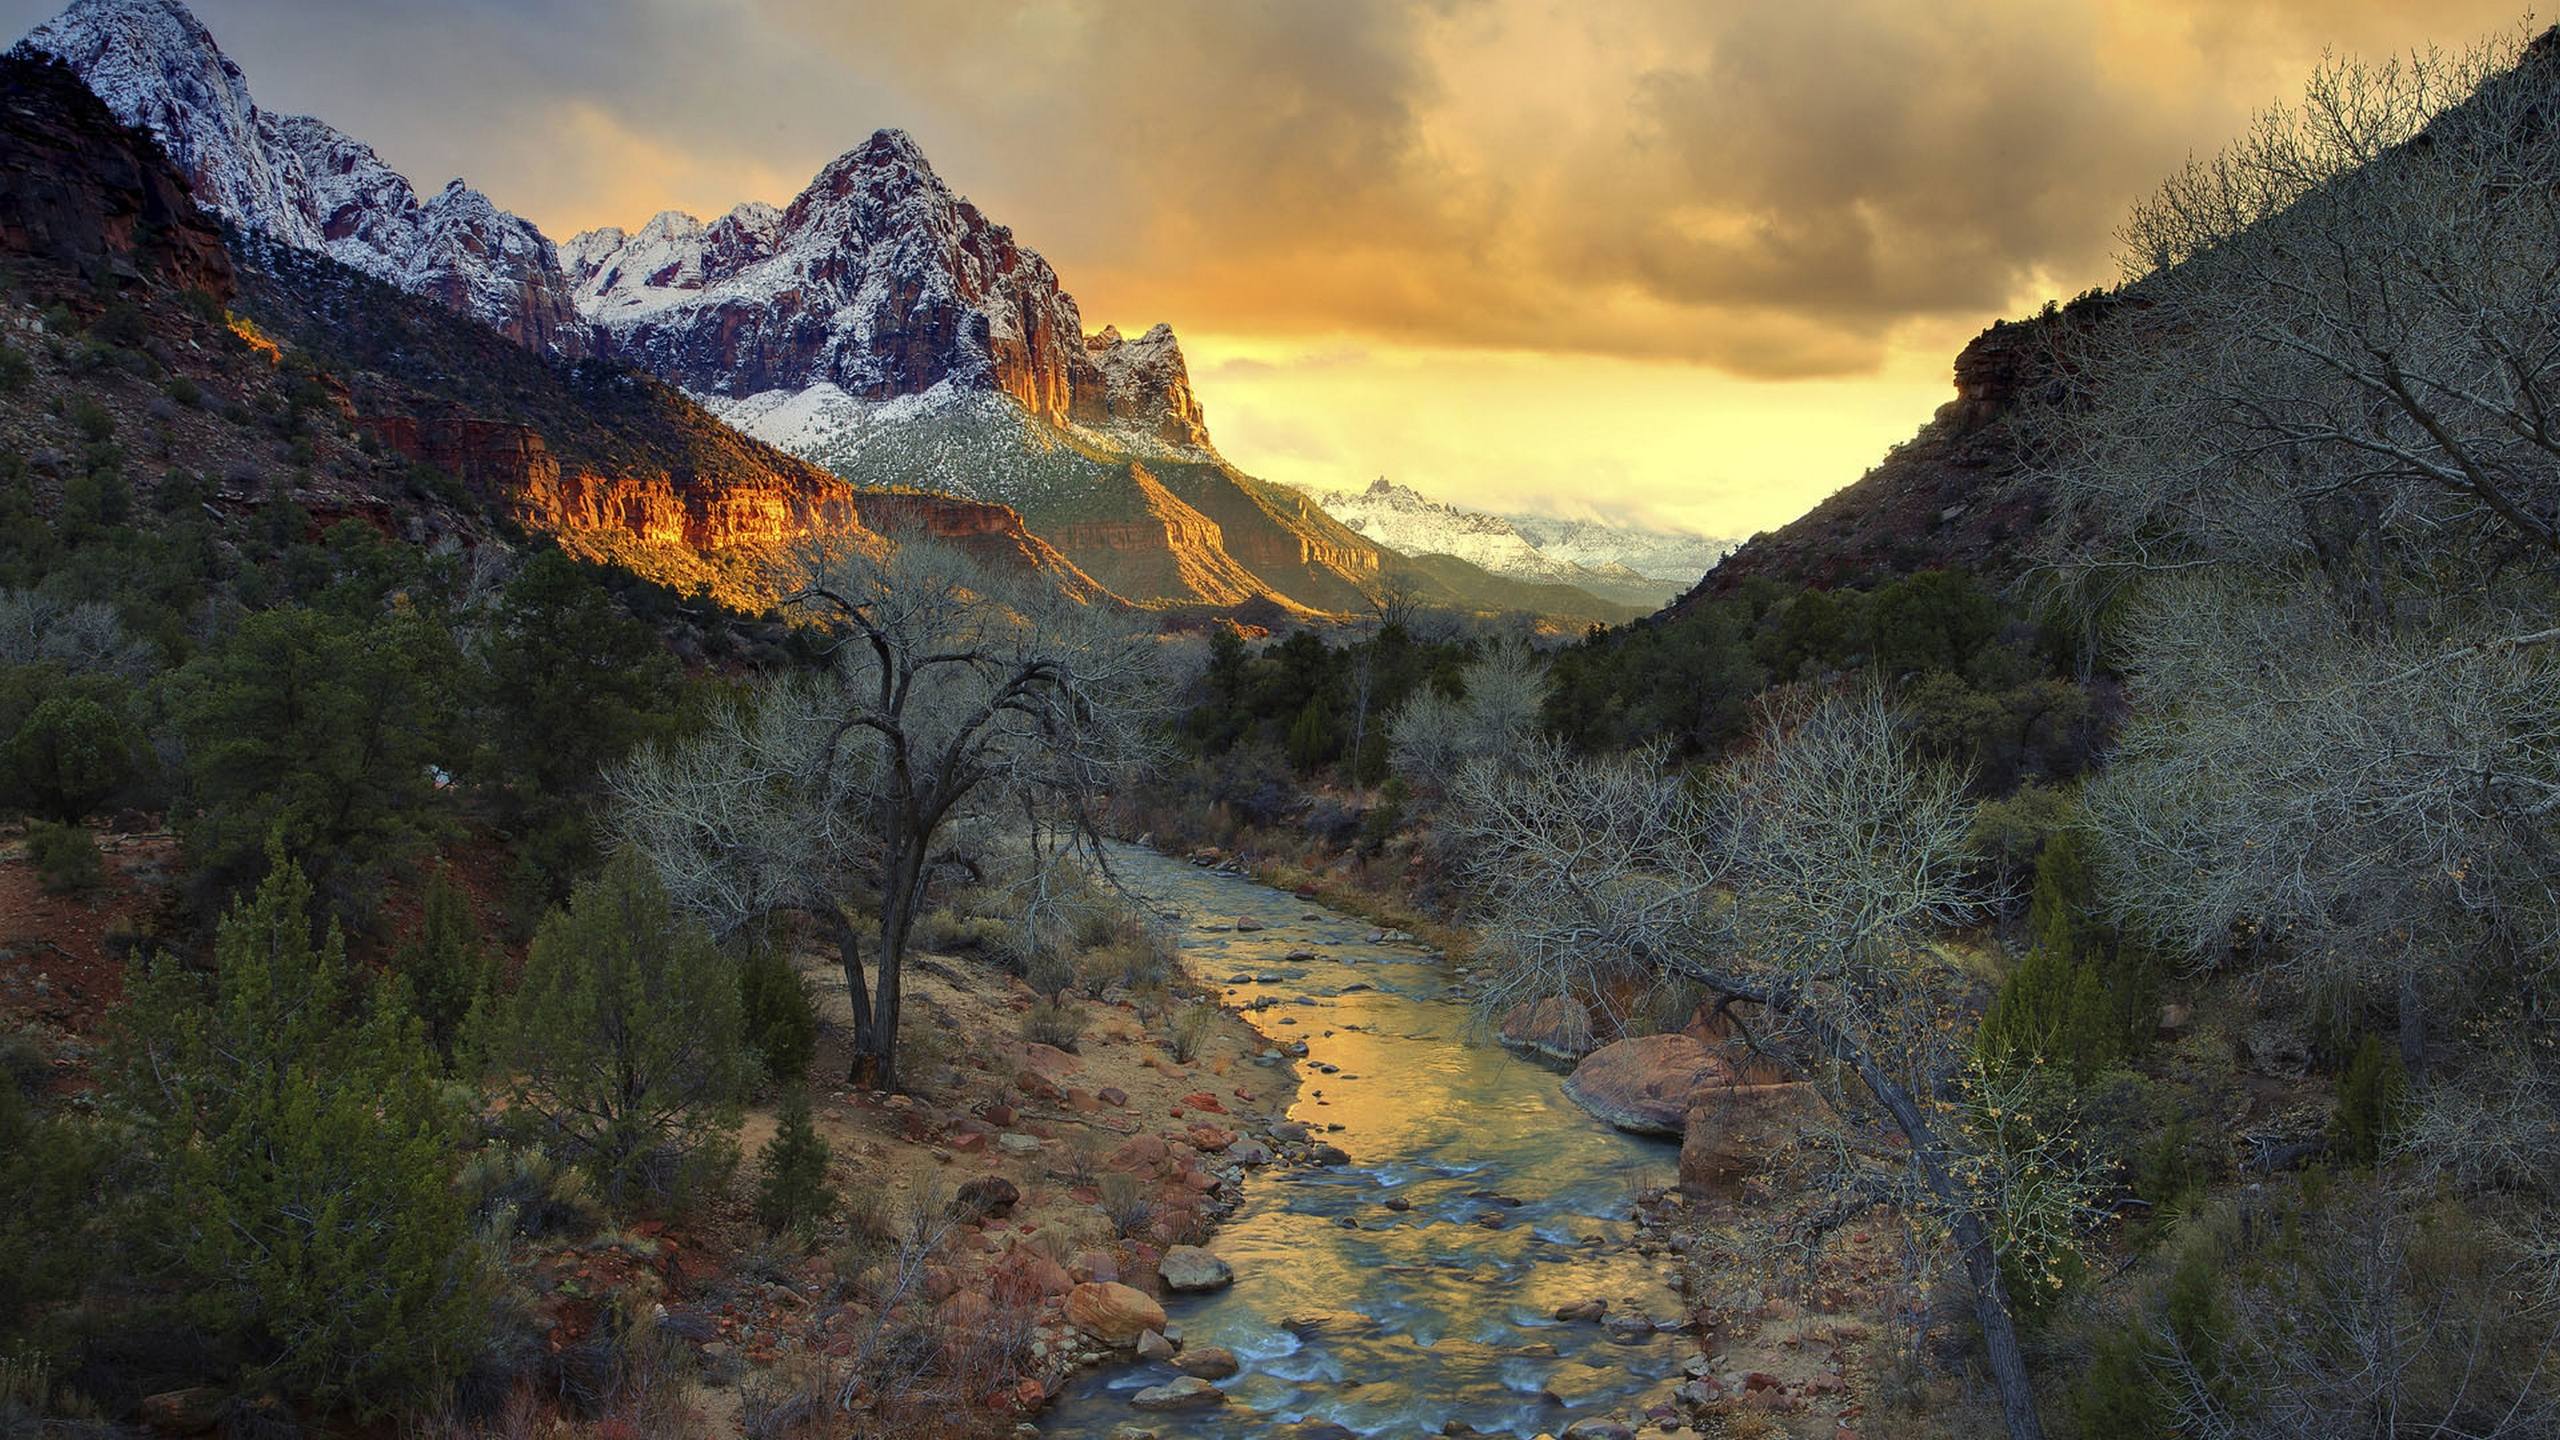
[{"x1": 605, "y1": 893, "x2": 1309, "y2": 1438}]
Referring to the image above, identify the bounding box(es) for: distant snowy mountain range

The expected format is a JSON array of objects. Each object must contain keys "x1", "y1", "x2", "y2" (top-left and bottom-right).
[{"x1": 1301, "y1": 478, "x2": 1738, "y2": 606}]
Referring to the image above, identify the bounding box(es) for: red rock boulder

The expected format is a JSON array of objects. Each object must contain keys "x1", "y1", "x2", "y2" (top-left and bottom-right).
[
  {"x1": 1064, "y1": 1281, "x2": 1167, "y2": 1345},
  {"x1": 1561, "y1": 1034, "x2": 1735, "y2": 1136}
]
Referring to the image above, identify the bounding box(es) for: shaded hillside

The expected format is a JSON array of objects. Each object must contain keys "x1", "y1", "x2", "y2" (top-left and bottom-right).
[{"x1": 1382, "y1": 551, "x2": 1644, "y2": 627}]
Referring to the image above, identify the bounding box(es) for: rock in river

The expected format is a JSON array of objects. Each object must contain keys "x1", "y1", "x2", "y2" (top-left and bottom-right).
[
  {"x1": 1066, "y1": 1282, "x2": 1166, "y2": 1345},
  {"x1": 1178, "y1": 1345, "x2": 1241, "y2": 1379},
  {"x1": 1561, "y1": 1034, "x2": 1735, "y2": 1136},
  {"x1": 1129, "y1": 1375, "x2": 1226, "y2": 1411},
  {"x1": 1159, "y1": 1244, "x2": 1235, "y2": 1291}
]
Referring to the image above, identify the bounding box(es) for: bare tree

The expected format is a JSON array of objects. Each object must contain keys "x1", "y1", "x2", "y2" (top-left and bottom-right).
[
  {"x1": 1364, "y1": 573, "x2": 1424, "y2": 636},
  {"x1": 0, "y1": 588, "x2": 155, "y2": 677},
  {"x1": 1389, "y1": 638, "x2": 1549, "y2": 788},
  {"x1": 2047, "y1": 30, "x2": 2560, "y2": 1402},
  {"x1": 2080, "y1": 577, "x2": 2560, "y2": 1063},
  {"x1": 1441, "y1": 689, "x2": 2055, "y2": 1440},
  {"x1": 611, "y1": 539, "x2": 1164, "y2": 1089},
  {"x1": 2152, "y1": 1194, "x2": 2560, "y2": 1440}
]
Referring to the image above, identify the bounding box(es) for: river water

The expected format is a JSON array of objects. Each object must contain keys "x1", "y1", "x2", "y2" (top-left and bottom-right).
[{"x1": 1041, "y1": 844, "x2": 1687, "y2": 1439}]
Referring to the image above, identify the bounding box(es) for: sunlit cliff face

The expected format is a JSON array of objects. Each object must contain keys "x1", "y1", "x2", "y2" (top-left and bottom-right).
[{"x1": 359, "y1": 413, "x2": 1106, "y2": 612}]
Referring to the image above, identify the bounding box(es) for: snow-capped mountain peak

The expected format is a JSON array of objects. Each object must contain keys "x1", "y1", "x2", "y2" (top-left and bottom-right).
[
  {"x1": 570, "y1": 126, "x2": 1213, "y2": 454},
  {"x1": 1302, "y1": 476, "x2": 1741, "y2": 603},
  {"x1": 25, "y1": 0, "x2": 319, "y2": 249},
  {"x1": 1309, "y1": 477, "x2": 1571, "y2": 581},
  {"x1": 20, "y1": 0, "x2": 585, "y2": 354}
]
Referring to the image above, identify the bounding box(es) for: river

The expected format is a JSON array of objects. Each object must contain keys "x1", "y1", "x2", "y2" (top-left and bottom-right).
[{"x1": 1041, "y1": 844, "x2": 1688, "y2": 1439}]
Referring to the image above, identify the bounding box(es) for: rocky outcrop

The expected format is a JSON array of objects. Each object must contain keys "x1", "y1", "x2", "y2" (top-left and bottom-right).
[
  {"x1": 24, "y1": 0, "x2": 586, "y2": 355},
  {"x1": 1086, "y1": 322, "x2": 1211, "y2": 451},
  {"x1": 1678, "y1": 296, "x2": 2119, "y2": 607},
  {"x1": 567, "y1": 138, "x2": 1204, "y2": 453},
  {"x1": 1045, "y1": 465, "x2": 1280, "y2": 608},
  {"x1": 0, "y1": 48, "x2": 231, "y2": 298},
  {"x1": 356, "y1": 410, "x2": 1109, "y2": 608},
  {"x1": 1561, "y1": 1033, "x2": 1739, "y2": 1136},
  {"x1": 207, "y1": 220, "x2": 1112, "y2": 612},
  {"x1": 572, "y1": 130, "x2": 1128, "y2": 426}
]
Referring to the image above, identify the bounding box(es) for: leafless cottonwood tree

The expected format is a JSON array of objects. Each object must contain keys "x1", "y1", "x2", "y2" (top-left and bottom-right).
[
  {"x1": 610, "y1": 539, "x2": 1164, "y2": 1090},
  {"x1": 1388, "y1": 639, "x2": 1550, "y2": 788},
  {"x1": 1441, "y1": 689, "x2": 2057, "y2": 1440}
]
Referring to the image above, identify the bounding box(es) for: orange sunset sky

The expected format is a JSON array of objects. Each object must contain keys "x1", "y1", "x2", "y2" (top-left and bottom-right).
[{"x1": 9, "y1": 0, "x2": 2532, "y2": 539}]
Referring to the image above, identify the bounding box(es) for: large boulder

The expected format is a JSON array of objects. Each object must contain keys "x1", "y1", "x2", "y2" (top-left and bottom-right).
[
  {"x1": 1497, "y1": 996, "x2": 1599, "y2": 1062},
  {"x1": 1561, "y1": 1034, "x2": 1735, "y2": 1136},
  {"x1": 1159, "y1": 1244, "x2": 1234, "y2": 1292},
  {"x1": 1065, "y1": 1281, "x2": 1167, "y2": 1345},
  {"x1": 1679, "y1": 1081, "x2": 1818, "y2": 1196}
]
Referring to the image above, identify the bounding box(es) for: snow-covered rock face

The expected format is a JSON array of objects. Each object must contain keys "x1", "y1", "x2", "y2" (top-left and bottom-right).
[
  {"x1": 1086, "y1": 322, "x2": 1211, "y2": 451},
  {"x1": 22, "y1": 0, "x2": 584, "y2": 355},
  {"x1": 567, "y1": 129, "x2": 1210, "y2": 451},
  {"x1": 1501, "y1": 513, "x2": 1740, "y2": 585},
  {"x1": 24, "y1": 0, "x2": 317, "y2": 247},
  {"x1": 1306, "y1": 477, "x2": 1741, "y2": 596}
]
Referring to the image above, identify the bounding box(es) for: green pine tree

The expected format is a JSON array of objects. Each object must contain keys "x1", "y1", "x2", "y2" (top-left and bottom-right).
[
  {"x1": 2028, "y1": 828, "x2": 2099, "y2": 965},
  {"x1": 472, "y1": 851, "x2": 747, "y2": 1213},
  {"x1": 738, "y1": 940, "x2": 817, "y2": 1084},
  {"x1": 753, "y1": 1089, "x2": 834, "y2": 1237},
  {"x1": 2068, "y1": 1328, "x2": 2174, "y2": 1440},
  {"x1": 396, "y1": 868, "x2": 490, "y2": 1065},
  {"x1": 1982, "y1": 826, "x2": 2146, "y2": 1081},
  {"x1": 0, "y1": 1080, "x2": 113, "y2": 1357},
  {"x1": 6, "y1": 693, "x2": 131, "y2": 822},
  {"x1": 2059, "y1": 960, "x2": 2118, "y2": 1079},
  {"x1": 1979, "y1": 945, "x2": 2074, "y2": 1068},
  {"x1": 1286, "y1": 697, "x2": 1337, "y2": 773},
  {"x1": 113, "y1": 853, "x2": 482, "y2": 1411}
]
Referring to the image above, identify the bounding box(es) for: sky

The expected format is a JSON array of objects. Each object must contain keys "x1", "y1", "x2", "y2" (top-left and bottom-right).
[{"x1": 4, "y1": 0, "x2": 2533, "y2": 538}]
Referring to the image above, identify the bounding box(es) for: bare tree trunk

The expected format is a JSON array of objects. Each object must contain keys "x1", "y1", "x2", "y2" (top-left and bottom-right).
[
  {"x1": 1952, "y1": 1208, "x2": 2048, "y2": 1440},
  {"x1": 862, "y1": 847, "x2": 928, "y2": 1092},
  {"x1": 1835, "y1": 1022, "x2": 2050, "y2": 1440},
  {"x1": 829, "y1": 911, "x2": 879, "y2": 1086},
  {"x1": 2397, "y1": 964, "x2": 2426, "y2": 1078}
]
